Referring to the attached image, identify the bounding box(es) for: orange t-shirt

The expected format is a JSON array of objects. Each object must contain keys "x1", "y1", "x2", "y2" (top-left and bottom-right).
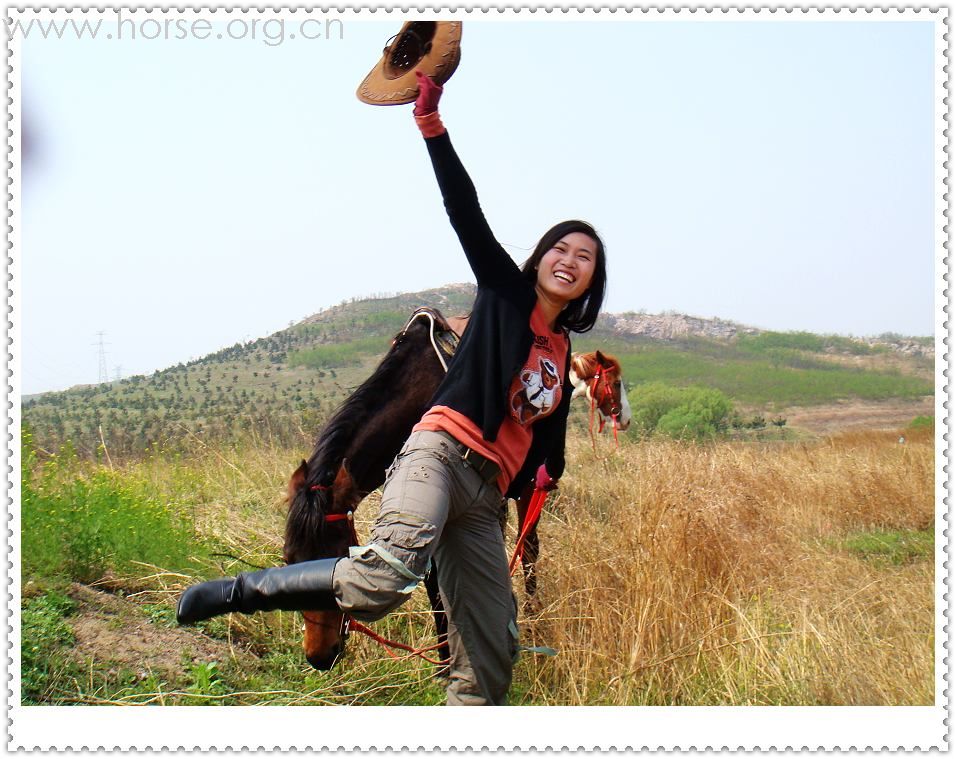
[{"x1": 413, "y1": 303, "x2": 569, "y2": 494}]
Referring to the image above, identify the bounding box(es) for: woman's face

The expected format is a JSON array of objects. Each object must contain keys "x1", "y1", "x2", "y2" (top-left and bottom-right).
[{"x1": 535, "y1": 232, "x2": 598, "y2": 305}]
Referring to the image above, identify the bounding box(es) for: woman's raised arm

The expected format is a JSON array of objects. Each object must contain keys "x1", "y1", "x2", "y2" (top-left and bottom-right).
[{"x1": 414, "y1": 71, "x2": 521, "y2": 288}]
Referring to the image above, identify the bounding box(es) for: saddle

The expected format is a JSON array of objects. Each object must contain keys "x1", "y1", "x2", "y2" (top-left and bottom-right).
[{"x1": 399, "y1": 307, "x2": 462, "y2": 372}]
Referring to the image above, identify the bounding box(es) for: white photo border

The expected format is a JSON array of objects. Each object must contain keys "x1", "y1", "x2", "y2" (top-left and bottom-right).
[{"x1": 5, "y1": 5, "x2": 948, "y2": 751}]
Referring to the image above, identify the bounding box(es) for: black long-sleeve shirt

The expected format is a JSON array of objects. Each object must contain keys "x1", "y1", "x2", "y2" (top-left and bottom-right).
[{"x1": 422, "y1": 131, "x2": 572, "y2": 498}]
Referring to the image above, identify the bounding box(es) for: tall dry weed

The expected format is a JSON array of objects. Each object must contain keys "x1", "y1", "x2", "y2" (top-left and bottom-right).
[{"x1": 513, "y1": 431, "x2": 934, "y2": 704}]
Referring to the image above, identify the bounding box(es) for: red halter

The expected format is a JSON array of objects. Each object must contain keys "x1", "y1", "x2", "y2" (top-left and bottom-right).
[{"x1": 587, "y1": 364, "x2": 619, "y2": 449}]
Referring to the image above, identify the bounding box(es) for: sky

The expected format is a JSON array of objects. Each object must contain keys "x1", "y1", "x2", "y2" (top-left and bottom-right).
[{"x1": 17, "y1": 13, "x2": 939, "y2": 395}]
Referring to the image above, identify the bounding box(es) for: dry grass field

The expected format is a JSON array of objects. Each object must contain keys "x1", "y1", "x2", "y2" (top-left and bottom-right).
[
  {"x1": 22, "y1": 425, "x2": 935, "y2": 706},
  {"x1": 520, "y1": 429, "x2": 934, "y2": 705}
]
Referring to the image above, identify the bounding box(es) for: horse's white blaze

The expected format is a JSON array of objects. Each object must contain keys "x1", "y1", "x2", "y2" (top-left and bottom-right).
[{"x1": 617, "y1": 382, "x2": 632, "y2": 430}]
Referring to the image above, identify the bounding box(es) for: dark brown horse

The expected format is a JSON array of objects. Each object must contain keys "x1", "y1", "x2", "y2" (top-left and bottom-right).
[
  {"x1": 282, "y1": 309, "x2": 456, "y2": 669},
  {"x1": 283, "y1": 308, "x2": 631, "y2": 670}
]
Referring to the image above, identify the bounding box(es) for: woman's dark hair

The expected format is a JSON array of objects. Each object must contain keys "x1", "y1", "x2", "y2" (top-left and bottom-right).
[{"x1": 520, "y1": 220, "x2": 607, "y2": 333}]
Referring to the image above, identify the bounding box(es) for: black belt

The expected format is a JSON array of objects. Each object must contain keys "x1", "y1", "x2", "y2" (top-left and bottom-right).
[{"x1": 435, "y1": 431, "x2": 501, "y2": 485}]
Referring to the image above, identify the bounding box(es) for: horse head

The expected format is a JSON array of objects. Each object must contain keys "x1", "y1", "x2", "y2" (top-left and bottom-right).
[
  {"x1": 572, "y1": 350, "x2": 632, "y2": 432},
  {"x1": 283, "y1": 458, "x2": 362, "y2": 670}
]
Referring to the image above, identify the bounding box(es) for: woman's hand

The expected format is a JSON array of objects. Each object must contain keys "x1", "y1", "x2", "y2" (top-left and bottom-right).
[
  {"x1": 535, "y1": 464, "x2": 558, "y2": 492},
  {"x1": 414, "y1": 70, "x2": 443, "y2": 117}
]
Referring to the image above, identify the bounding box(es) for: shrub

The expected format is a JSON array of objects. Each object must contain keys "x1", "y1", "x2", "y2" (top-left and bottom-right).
[
  {"x1": 22, "y1": 430, "x2": 199, "y2": 584},
  {"x1": 628, "y1": 383, "x2": 734, "y2": 441}
]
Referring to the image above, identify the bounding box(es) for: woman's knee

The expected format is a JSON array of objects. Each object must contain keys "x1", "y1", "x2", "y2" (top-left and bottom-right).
[{"x1": 332, "y1": 547, "x2": 424, "y2": 618}]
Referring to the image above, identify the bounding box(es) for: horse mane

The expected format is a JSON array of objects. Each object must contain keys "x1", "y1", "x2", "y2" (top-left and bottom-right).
[
  {"x1": 305, "y1": 320, "x2": 432, "y2": 488},
  {"x1": 571, "y1": 353, "x2": 596, "y2": 380},
  {"x1": 285, "y1": 320, "x2": 434, "y2": 561},
  {"x1": 572, "y1": 351, "x2": 621, "y2": 380}
]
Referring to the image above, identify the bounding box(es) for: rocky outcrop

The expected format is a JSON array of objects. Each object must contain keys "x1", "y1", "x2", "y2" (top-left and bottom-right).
[
  {"x1": 601, "y1": 312, "x2": 759, "y2": 341},
  {"x1": 863, "y1": 337, "x2": 934, "y2": 358}
]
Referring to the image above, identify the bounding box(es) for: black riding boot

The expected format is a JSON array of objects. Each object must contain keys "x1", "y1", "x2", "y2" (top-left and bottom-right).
[{"x1": 176, "y1": 558, "x2": 341, "y2": 624}]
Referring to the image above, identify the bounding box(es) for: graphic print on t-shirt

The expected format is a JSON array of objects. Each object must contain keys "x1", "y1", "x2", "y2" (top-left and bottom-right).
[{"x1": 509, "y1": 330, "x2": 564, "y2": 425}]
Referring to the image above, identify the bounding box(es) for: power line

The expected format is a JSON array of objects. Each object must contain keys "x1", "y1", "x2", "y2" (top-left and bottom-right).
[{"x1": 93, "y1": 331, "x2": 109, "y2": 384}]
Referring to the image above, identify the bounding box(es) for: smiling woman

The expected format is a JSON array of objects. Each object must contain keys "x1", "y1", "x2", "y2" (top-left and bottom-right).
[
  {"x1": 175, "y1": 62, "x2": 610, "y2": 705},
  {"x1": 520, "y1": 222, "x2": 607, "y2": 335}
]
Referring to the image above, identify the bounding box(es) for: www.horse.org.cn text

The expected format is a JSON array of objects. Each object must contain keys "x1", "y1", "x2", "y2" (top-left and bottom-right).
[{"x1": 5, "y1": 13, "x2": 346, "y2": 47}]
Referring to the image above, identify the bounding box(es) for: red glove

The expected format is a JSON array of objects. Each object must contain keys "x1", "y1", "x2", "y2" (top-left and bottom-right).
[
  {"x1": 535, "y1": 464, "x2": 557, "y2": 492},
  {"x1": 414, "y1": 70, "x2": 443, "y2": 117}
]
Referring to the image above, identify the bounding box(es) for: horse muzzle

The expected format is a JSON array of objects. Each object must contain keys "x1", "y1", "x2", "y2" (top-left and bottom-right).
[
  {"x1": 303, "y1": 609, "x2": 349, "y2": 670},
  {"x1": 306, "y1": 642, "x2": 346, "y2": 671}
]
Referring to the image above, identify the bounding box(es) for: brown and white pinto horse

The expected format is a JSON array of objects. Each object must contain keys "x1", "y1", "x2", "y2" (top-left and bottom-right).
[
  {"x1": 570, "y1": 351, "x2": 632, "y2": 434},
  {"x1": 282, "y1": 308, "x2": 631, "y2": 671},
  {"x1": 454, "y1": 318, "x2": 633, "y2": 436}
]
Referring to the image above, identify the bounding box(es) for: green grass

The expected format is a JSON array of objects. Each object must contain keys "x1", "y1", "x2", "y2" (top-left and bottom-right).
[
  {"x1": 841, "y1": 528, "x2": 934, "y2": 566},
  {"x1": 37, "y1": 618, "x2": 450, "y2": 706},
  {"x1": 287, "y1": 336, "x2": 391, "y2": 370},
  {"x1": 21, "y1": 431, "x2": 202, "y2": 584},
  {"x1": 21, "y1": 590, "x2": 79, "y2": 704},
  {"x1": 737, "y1": 330, "x2": 879, "y2": 356},
  {"x1": 571, "y1": 337, "x2": 931, "y2": 407}
]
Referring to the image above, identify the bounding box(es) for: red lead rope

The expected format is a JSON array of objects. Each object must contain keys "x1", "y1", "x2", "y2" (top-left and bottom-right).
[
  {"x1": 309, "y1": 482, "x2": 555, "y2": 663},
  {"x1": 509, "y1": 487, "x2": 548, "y2": 575},
  {"x1": 346, "y1": 618, "x2": 448, "y2": 666}
]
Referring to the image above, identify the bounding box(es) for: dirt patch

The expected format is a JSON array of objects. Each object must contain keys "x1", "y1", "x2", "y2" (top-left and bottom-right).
[
  {"x1": 66, "y1": 583, "x2": 256, "y2": 682},
  {"x1": 775, "y1": 396, "x2": 935, "y2": 435}
]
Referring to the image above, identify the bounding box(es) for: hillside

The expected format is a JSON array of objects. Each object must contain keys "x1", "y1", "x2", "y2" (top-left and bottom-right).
[{"x1": 21, "y1": 284, "x2": 934, "y2": 459}]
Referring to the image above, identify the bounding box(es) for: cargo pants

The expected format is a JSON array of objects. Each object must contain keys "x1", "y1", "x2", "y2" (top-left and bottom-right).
[{"x1": 331, "y1": 429, "x2": 518, "y2": 705}]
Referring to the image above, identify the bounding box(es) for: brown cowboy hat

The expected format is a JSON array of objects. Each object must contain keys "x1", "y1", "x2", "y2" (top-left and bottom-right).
[{"x1": 357, "y1": 21, "x2": 462, "y2": 106}]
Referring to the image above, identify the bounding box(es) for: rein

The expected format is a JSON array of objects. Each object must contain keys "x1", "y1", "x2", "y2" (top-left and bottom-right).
[
  {"x1": 302, "y1": 613, "x2": 448, "y2": 666},
  {"x1": 346, "y1": 619, "x2": 448, "y2": 666},
  {"x1": 509, "y1": 487, "x2": 548, "y2": 575},
  {"x1": 346, "y1": 485, "x2": 552, "y2": 662}
]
